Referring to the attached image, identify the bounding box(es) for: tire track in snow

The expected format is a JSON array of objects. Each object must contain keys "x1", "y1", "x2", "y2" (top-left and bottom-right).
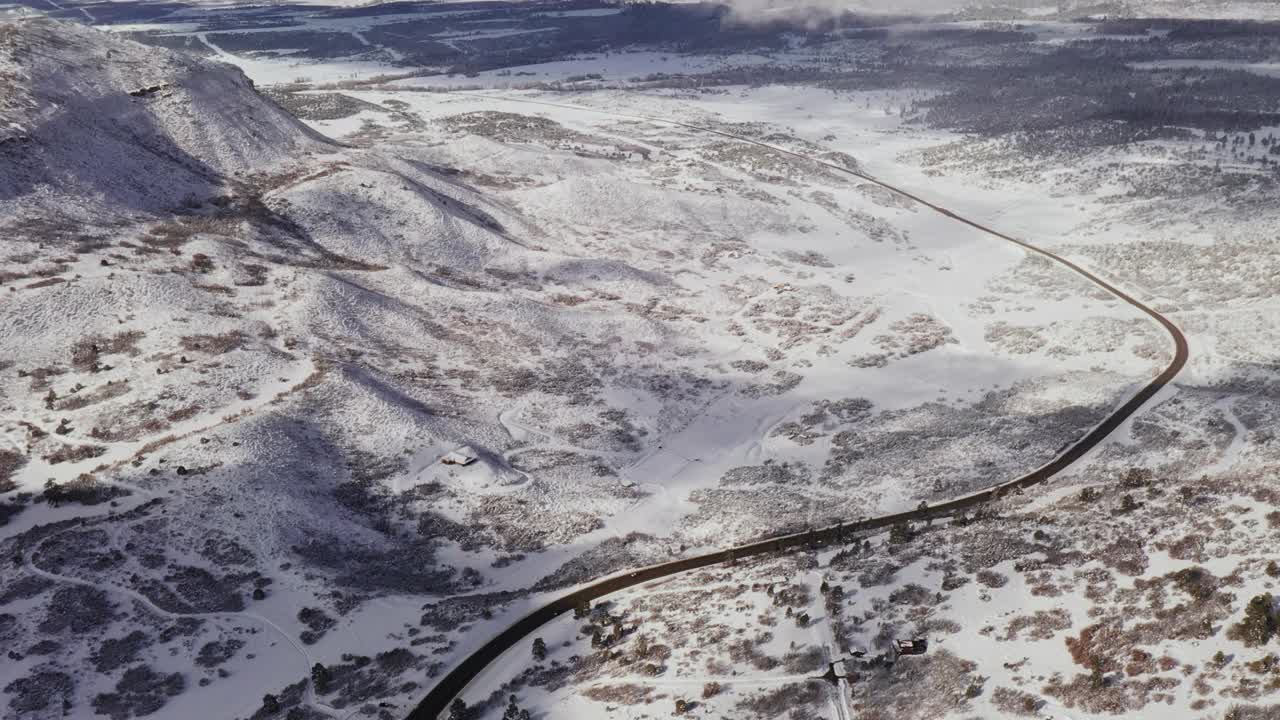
[
  {"x1": 24, "y1": 529, "x2": 343, "y2": 718},
  {"x1": 5, "y1": 358, "x2": 334, "y2": 713}
]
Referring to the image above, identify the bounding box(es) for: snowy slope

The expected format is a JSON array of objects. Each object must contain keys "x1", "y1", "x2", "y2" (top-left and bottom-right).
[
  {"x1": 0, "y1": 22, "x2": 532, "y2": 719},
  {"x1": 0, "y1": 16, "x2": 329, "y2": 226}
]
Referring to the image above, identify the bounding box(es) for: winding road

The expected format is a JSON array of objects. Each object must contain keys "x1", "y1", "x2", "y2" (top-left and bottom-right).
[{"x1": 405, "y1": 94, "x2": 1189, "y2": 720}]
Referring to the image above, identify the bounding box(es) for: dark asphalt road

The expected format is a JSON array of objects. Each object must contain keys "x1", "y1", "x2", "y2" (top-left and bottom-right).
[{"x1": 405, "y1": 95, "x2": 1189, "y2": 720}]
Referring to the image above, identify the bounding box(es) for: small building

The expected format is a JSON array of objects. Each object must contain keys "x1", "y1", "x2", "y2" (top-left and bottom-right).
[
  {"x1": 893, "y1": 638, "x2": 928, "y2": 657},
  {"x1": 441, "y1": 446, "x2": 478, "y2": 466}
]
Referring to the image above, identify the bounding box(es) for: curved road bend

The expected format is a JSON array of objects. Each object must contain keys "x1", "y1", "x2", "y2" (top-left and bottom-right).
[{"x1": 406, "y1": 94, "x2": 1190, "y2": 720}]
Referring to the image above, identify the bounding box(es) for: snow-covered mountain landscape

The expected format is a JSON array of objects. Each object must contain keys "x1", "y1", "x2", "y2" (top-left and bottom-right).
[{"x1": 4, "y1": 2, "x2": 1280, "y2": 719}]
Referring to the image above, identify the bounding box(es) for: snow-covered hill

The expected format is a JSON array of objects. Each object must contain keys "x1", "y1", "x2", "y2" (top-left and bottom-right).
[
  {"x1": 0, "y1": 20, "x2": 538, "y2": 718},
  {"x1": 0, "y1": 16, "x2": 328, "y2": 225}
]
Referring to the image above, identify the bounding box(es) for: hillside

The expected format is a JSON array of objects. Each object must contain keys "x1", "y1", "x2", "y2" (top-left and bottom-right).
[
  {"x1": 0, "y1": 19, "x2": 540, "y2": 719},
  {"x1": 0, "y1": 17, "x2": 330, "y2": 227}
]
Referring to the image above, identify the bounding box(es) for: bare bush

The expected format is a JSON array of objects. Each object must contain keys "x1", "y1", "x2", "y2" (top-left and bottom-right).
[
  {"x1": 39, "y1": 585, "x2": 116, "y2": 634},
  {"x1": 92, "y1": 664, "x2": 185, "y2": 720},
  {"x1": 855, "y1": 650, "x2": 979, "y2": 719},
  {"x1": 91, "y1": 631, "x2": 151, "y2": 673},
  {"x1": 41, "y1": 443, "x2": 106, "y2": 465},
  {"x1": 3, "y1": 670, "x2": 74, "y2": 714},
  {"x1": 737, "y1": 682, "x2": 824, "y2": 718},
  {"x1": 0, "y1": 449, "x2": 24, "y2": 492},
  {"x1": 875, "y1": 313, "x2": 957, "y2": 357},
  {"x1": 52, "y1": 380, "x2": 130, "y2": 412},
  {"x1": 580, "y1": 684, "x2": 655, "y2": 705},
  {"x1": 976, "y1": 569, "x2": 1009, "y2": 588},
  {"x1": 180, "y1": 332, "x2": 245, "y2": 355},
  {"x1": 728, "y1": 638, "x2": 779, "y2": 672},
  {"x1": 189, "y1": 253, "x2": 214, "y2": 273},
  {"x1": 782, "y1": 646, "x2": 826, "y2": 674},
  {"x1": 1002, "y1": 609, "x2": 1072, "y2": 641},
  {"x1": 991, "y1": 686, "x2": 1043, "y2": 716},
  {"x1": 70, "y1": 331, "x2": 144, "y2": 371}
]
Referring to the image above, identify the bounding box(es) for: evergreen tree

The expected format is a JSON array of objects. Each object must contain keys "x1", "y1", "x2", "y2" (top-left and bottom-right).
[
  {"x1": 1089, "y1": 657, "x2": 1106, "y2": 688},
  {"x1": 310, "y1": 663, "x2": 331, "y2": 694},
  {"x1": 1118, "y1": 494, "x2": 1138, "y2": 514},
  {"x1": 1234, "y1": 594, "x2": 1278, "y2": 646},
  {"x1": 889, "y1": 521, "x2": 912, "y2": 544}
]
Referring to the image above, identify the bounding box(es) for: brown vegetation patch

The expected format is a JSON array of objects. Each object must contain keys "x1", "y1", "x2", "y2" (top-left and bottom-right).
[
  {"x1": 580, "y1": 683, "x2": 657, "y2": 705},
  {"x1": 1125, "y1": 648, "x2": 1157, "y2": 677},
  {"x1": 991, "y1": 686, "x2": 1043, "y2": 716},
  {"x1": 166, "y1": 405, "x2": 202, "y2": 424},
  {"x1": 42, "y1": 444, "x2": 107, "y2": 465},
  {"x1": 467, "y1": 495, "x2": 604, "y2": 552},
  {"x1": 22, "y1": 366, "x2": 66, "y2": 390},
  {"x1": 234, "y1": 264, "x2": 269, "y2": 286},
  {"x1": 143, "y1": 215, "x2": 240, "y2": 249},
  {"x1": 782, "y1": 646, "x2": 826, "y2": 674},
  {"x1": 89, "y1": 398, "x2": 176, "y2": 442},
  {"x1": 24, "y1": 277, "x2": 65, "y2": 289},
  {"x1": 0, "y1": 449, "x2": 24, "y2": 493},
  {"x1": 977, "y1": 569, "x2": 1009, "y2": 588},
  {"x1": 70, "y1": 331, "x2": 145, "y2": 371},
  {"x1": 737, "y1": 682, "x2": 825, "y2": 718},
  {"x1": 854, "y1": 650, "x2": 979, "y2": 720},
  {"x1": 1002, "y1": 609, "x2": 1072, "y2": 641},
  {"x1": 1042, "y1": 672, "x2": 1179, "y2": 714},
  {"x1": 190, "y1": 253, "x2": 214, "y2": 273},
  {"x1": 727, "y1": 636, "x2": 779, "y2": 672},
  {"x1": 42, "y1": 474, "x2": 123, "y2": 507},
  {"x1": 0, "y1": 262, "x2": 70, "y2": 285},
  {"x1": 193, "y1": 283, "x2": 235, "y2": 296},
  {"x1": 52, "y1": 381, "x2": 130, "y2": 412},
  {"x1": 1166, "y1": 533, "x2": 1209, "y2": 563},
  {"x1": 180, "y1": 332, "x2": 245, "y2": 355},
  {"x1": 1098, "y1": 538, "x2": 1149, "y2": 576}
]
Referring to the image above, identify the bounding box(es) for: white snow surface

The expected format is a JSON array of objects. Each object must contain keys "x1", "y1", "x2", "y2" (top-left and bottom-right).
[{"x1": 4, "y1": 12, "x2": 1266, "y2": 720}]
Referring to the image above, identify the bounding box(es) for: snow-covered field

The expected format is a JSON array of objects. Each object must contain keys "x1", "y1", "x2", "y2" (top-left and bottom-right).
[{"x1": 4, "y1": 5, "x2": 1280, "y2": 720}]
